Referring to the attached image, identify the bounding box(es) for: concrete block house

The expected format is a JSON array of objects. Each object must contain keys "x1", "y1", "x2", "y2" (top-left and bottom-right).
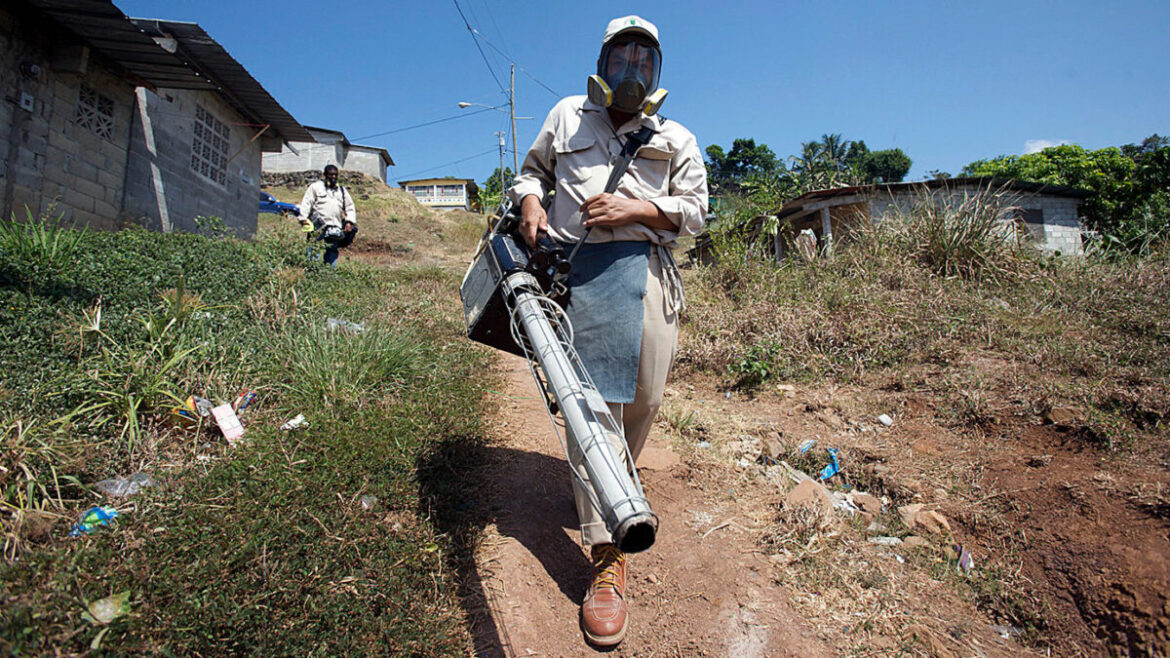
[
  {"x1": 262, "y1": 126, "x2": 394, "y2": 183},
  {"x1": 0, "y1": 0, "x2": 312, "y2": 236},
  {"x1": 772, "y1": 177, "x2": 1088, "y2": 258}
]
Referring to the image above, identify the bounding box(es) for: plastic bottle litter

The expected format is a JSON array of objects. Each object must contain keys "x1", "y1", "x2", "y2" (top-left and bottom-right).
[
  {"x1": 360, "y1": 495, "x2": 379, "y2": 511},
  {"x1": 797, "y1": 439, "x2": 817, "y2": 453},
  {"x1": 84, "y1": 590, "x2": 131, "y2": 625},
  {"x1": 280, "y1": 413, "x2": 308, "y2": 431},
  {"x1": 93, "y1": 472, "x2": 157, "y2": 498},
  {"x1": 877, "y1": 414, "x2": 894, "y2": 427},
  {"x1": 69, "y1": 506, "x2": 119, "y2": 536},
  {"x1": 817, "y1": 447, "x2": 841, "y2": 481},
  {"x1": 327, "y1": 318, "x2": 365, "y2": 334}
]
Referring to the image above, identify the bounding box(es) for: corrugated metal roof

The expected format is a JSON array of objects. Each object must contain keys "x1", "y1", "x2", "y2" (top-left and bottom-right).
[
  {"x1": 131, "y1": 19, "x2": 313, "y2": 144},
  {"x1": 25, "y1": 0, "x2": 215, "y2": 90},
  {"x1": 20, "y1": 2, "x2": 311, "y2": 145}
]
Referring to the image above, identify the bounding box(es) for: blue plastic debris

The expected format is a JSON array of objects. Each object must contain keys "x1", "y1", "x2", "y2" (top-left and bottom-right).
[
  {"x1": 798, "y1": 439, "x2": 817, "y2": 453},
  {"x1": 818, "y1": 448, "x2": 841, "y2": 481},
  {"x1": 69, "y1": 506, "x2": 119, "y2": 536}
]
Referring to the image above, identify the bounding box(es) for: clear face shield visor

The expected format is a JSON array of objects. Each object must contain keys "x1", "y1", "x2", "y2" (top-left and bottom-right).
[{"x1": 600, "y1": 41, "x2": 661, "y2": 99}]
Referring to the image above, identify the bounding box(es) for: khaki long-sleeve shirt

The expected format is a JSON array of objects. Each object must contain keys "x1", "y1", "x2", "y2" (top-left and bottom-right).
[
  {"x1": 300, "y1": 181, "x2": 356, "y2": 229},
  {"x1": 509, "y1": 95, "x2": 708, "y2": 247}
]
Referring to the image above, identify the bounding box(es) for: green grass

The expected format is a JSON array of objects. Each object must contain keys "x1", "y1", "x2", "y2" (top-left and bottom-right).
[{"x1": 0, "y1": 218, "x2": 494, "y2": 654}]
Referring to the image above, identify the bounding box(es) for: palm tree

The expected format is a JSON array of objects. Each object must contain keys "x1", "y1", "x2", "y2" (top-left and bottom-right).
[{"x1": 790, "y1": 141, "x2": 828, "y2": 192}]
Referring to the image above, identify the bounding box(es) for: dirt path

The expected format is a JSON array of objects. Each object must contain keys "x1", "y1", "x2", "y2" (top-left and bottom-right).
[{"x1": 461, "y1": 354, "x2": 829, "y2": 657}]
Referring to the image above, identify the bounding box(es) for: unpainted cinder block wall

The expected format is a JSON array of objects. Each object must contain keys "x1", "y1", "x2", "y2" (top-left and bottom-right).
[
  {"x1": 123, "y1": 87, "x2": 262, "y2": 237},
  {"x1": 0, "y1": 5, "x2": 133, "y2": 229}
]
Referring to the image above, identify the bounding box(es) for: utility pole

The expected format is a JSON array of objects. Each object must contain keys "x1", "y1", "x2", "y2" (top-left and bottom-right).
[
  {"x1": 495, "y1": 131, "x2": 505, "y2": 199},
  {"x1": 510, "y1": 64, "x2": 519, "y2": 182}
]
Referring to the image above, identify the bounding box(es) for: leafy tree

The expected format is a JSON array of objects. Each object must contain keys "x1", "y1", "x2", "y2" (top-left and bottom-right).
[
  {"x1": 705, "y1": 138, "x2": 782, "y2": 194},
  {"x1": 860, "y1": 148, "x2": 912, "y2": 183},
  {"x1": 1120, "y1": 134, "x2": 1169, "y2": 160},
  {"x1": 962, "y1": 144, "x2": 1136, "y2": 234},
  {"x1": 1123, "y1": 136, "x2": 1170, "y2": 251},
  {"x1": 844, "y1": 140, "x2": 869, "y2": 172},
  {"x1": 478, "y1": 166, "x2": 514, "y2": 212}
]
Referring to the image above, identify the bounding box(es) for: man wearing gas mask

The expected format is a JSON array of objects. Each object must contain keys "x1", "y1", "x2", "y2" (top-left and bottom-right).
[
  {"x1": 299, "y1": 164, "x2": 357, "y2": 267},
  {"x1": 509, "y1": 15, "x2": 708, "y2": 647}
]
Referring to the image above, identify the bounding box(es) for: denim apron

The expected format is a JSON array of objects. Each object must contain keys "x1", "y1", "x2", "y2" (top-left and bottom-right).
[{"x1": 562, "y1": 241, "x2": 651, "y2": 404}]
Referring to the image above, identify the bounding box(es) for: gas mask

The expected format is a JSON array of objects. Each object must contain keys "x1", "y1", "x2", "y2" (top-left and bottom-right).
[{"x1": 587, "y1": 39, "x2": 668, "y2": 116}]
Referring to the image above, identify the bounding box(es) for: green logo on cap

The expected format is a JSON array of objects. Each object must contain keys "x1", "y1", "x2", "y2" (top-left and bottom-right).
[{"x1": 629, "y1": 19, "x2": 637, "y2": 25}]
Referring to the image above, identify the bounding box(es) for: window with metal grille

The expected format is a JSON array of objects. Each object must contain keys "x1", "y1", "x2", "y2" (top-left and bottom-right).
[
  {"x1": 75, "y1": 85, "x2": 114, "y2": 139},
  {"x1": 190, "y1": 105, "x2": 230, "y2": 186}
]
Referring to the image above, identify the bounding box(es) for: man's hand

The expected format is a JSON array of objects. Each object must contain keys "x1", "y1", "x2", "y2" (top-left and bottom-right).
[
  {"x1": 520, "y1": 195, "x2": 548, "y2": 248},
  {"x1": 582, "y1": 193, "x2": 668, "y2": 230}
]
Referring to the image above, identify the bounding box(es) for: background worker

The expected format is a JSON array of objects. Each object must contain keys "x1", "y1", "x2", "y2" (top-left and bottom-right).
[
  {"x1": 299, "y1": 164, "x2": 357, "y2": 266},
  {"x1": 508, "y1": 15, "x2": 708, "y2": 647}
]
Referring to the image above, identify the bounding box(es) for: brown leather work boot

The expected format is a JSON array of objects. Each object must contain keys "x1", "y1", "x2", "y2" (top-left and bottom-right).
[{"x1": 581, "y1": 543, "x2": 628, "y2": 646}]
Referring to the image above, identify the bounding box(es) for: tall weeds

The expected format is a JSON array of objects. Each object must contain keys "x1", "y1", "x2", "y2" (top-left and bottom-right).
[
  {"x1": 268, "y1": 320, "x2": 428, "y2": 409},
  {"x1": 0, "y1": 207, "x2": 84, "y2": 285},
  {"x1": 859, "y1": 184, "x2": 1030, "y2": 281}
]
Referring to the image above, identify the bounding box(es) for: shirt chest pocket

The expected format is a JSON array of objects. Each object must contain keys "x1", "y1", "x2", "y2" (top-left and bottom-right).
[
  {"x1": 627, "y1": 144, "x2": 674, "y2": 196},
  {"x1": 555, "y1": 133, "x2": 609, "y2": 187}
]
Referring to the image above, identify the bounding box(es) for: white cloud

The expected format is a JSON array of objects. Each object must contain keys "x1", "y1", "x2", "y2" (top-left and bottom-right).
[{"x1": 1023, "y1": 139, "x2": 1070, "y2": 154}]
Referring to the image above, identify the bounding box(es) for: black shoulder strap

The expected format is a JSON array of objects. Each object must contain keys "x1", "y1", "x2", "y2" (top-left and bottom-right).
[{"x1": 601, "y1": 125, "x2": 658, "y2": 195}]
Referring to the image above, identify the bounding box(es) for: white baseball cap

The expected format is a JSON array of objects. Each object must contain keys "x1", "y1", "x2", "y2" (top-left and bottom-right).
[{"x1": 603, "y1": 15, "x2": 659, "y2": 46}]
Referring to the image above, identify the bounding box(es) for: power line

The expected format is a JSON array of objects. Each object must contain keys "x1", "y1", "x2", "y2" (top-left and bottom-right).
[
  {"x1": 274, "y1": 107, "x2": 497, "y2": 159},
  {"x1": 480, "y1": 0, "x2": 513, "y2": 62},
  {"x1": 453, "y1": 0, "x2": 504, "y2": 91},
  {"x1": 350, "y1": 107, "x2": 494, "y2": 141},
  {"x1": 470, "y1": 28, "x2": 562, "y2": 99},
  {"x1": 395, "y1": 147, "x2": 499, "y2": 180},
  {"x1": 518, "y1": 66, "x2": 561, "y2": 100}
]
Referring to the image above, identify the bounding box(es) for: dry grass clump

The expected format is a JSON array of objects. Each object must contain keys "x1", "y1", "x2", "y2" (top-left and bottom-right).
[
  {"x1": 680, "y1": 192, "x2": 1170, "y2": 452},
  {"x1": 858, "y1": 184, "x2": 1032, "y2": 281}
]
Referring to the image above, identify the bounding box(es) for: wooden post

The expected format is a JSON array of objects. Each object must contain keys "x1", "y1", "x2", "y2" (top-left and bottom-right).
[{"x1": 820, "y1": 207, "x2": 832, "y2": 255}]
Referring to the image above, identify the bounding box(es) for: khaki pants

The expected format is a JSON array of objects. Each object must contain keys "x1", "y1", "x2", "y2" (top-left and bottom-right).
[{"x1": 571, "y1": 250, "x2": 678, "y2": 546}]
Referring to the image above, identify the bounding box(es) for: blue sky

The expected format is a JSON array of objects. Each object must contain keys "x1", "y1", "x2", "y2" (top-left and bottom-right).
[{"x1": 114, "y1": 0, "x2": 1168, "y2": 185}]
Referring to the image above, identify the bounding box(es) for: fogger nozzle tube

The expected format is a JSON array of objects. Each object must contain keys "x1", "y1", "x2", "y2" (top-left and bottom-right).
[{"x1": 504, "y1": 273, "x2": 658, "y2": 553}]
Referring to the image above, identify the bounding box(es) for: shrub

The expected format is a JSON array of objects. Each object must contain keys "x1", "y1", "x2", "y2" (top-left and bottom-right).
[
  {"x1": 0, "y1": 207, "x2": 84, "y2": 287},
  {"x1": 863, "y1": 184, "x2": 1032, "y2": 281}
]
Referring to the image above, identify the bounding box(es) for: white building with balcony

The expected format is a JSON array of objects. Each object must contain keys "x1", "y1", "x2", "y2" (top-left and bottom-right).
[{"x1": 399, "y1": 177, "x2": 478, "y2": 211}]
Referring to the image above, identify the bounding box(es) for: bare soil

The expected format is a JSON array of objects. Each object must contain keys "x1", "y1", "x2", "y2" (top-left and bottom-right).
[
  {"x1": 460, "y1": 355, "x2": 830, "y2": 657},
  {"x1": 449, "y1": 357, "x2": 1170, "y2": 656},
  {"x1": 348, "y1": 200, "x2": 1170, "y2": 656}
]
